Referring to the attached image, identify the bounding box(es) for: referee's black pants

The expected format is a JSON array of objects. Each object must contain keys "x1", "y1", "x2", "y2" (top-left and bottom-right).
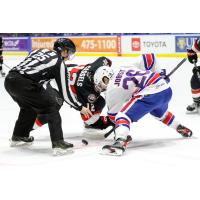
[{"x1": 4, "y1": 71, "x2": 64, "y2": 142}]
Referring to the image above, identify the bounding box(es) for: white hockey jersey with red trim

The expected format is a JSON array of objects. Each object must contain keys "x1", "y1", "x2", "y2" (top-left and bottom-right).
[{"x1": 106, "y1": 54, "x2": 169, "y2": 117}]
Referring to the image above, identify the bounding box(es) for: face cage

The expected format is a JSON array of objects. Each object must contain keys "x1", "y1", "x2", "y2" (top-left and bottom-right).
[{"x1": 94, "y1": 82, "x2": 107, "y2": 93}]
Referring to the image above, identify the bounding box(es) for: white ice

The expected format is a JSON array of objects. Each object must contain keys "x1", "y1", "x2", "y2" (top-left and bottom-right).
[{"x1": 0, "y1": 56, "x2": 200, "y2": 200}]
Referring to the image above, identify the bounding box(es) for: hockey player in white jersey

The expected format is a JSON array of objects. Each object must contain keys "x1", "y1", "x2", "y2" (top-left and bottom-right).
[{"x1": 97, "y1": 53, "x2": 192, "y2": 156}]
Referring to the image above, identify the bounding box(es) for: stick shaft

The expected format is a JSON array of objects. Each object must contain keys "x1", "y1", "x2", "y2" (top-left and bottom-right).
[{"x1": 166, "y1": 58, "x2": 187, "y2": 78}]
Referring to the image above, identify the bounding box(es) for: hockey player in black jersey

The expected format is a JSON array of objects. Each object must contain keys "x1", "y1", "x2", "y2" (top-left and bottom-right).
[
  {"x1": 186, "y1": 38, "x2": 200, "y2": 114},
  {"x1": 4, "y1": 38, "x2": 92, "y2": 156},
  {"x1": 32, "y1": 56, "x2": 115, "y2": 139},
  {"x1": 0, "y1": 37, "x2": 5, "y2": 77}
]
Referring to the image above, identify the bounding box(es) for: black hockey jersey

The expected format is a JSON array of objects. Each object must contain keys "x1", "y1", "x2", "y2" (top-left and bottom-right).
[
  {"x1": 67, "y1": 56, "x2": 112, "y2": 107},
  {"x1": 11, "y1": 48, "x2": 83, "y2": 110}
]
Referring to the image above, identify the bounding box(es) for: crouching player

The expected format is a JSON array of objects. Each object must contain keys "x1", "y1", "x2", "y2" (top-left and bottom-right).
[
  {"x1": 32, "y1": 56, "x2": 115, "y2": 138},
  {"x1": 98, "y1": 53, "x2": 193, "y2": 155}
]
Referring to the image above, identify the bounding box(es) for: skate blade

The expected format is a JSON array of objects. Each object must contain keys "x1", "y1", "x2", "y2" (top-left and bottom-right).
[
  {"x1": 180, "y1": 132, "x2": 193, "y2": 138},
  {"x1": 101, "y1": 147, "x2": 124, "y2": 156},
  {"x1": 10, "y1": 140, "x2": 33, "y2": 147},
  {"x1": 52, "y1": 147, "x2": 74, "y2": 156}
]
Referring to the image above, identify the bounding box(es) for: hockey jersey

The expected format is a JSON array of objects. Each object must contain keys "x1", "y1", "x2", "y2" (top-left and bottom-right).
[
  {"x1": 11, "y1": 48, "x2": 82, "y2": 111},
  {"x1": 192, "y1": 38, "x2": 200, "y2": 53},
  {"x1": 106, "y1": 53, "x2": 169, "y2": 118},
  {"x1": 67, "y1": 56, "x2": 112, "y2": 107}
]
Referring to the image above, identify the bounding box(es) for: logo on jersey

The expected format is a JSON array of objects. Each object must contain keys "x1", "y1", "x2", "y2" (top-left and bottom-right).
[
  {"x1": 88, "y1": 94, "x2": 97, "y2": 103},
  {"x1": 131, "y1": 38, "x2": 141, "y2": 51}
]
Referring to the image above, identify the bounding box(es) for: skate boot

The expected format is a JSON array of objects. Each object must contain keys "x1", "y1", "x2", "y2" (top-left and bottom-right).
[
  {"x1": 0, "y1": 70, "x2": 5, "y2": 77},
  {"x1": 176, "y1": 124, "x2": 193, "y2": 137},
  {"x1": 52, "y1": 140, "x2": 74, "y2": 156},
  {"x1": 186, "y1": 102, "x2": 200, "y2": 114},
  {"x1": 10, "y1": 136, "x2": 34, "y2": 147},
  {"x1": 102, "y1": 135, "x2": 132, "y2": 156}
]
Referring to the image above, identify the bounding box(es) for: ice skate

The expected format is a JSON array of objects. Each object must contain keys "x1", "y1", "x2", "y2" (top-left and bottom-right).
[
  {"x1": 0, "y1": 70, "x2": 5, "y2": 77},
  {"x1": 10, "y1": 136, "x2": 34, "y2": 147},
  {"x1": 186, "y1": 102, "x2": 200, "y2": 114},
  {"x1": 52, "y1": 140, "x2": 73, "y2": 156},
  {"x1": 102, "y1": 135, "x2": 132, "y2": 156},
  {"x1": 176, "y1": 124, "x2": 193, "y2": 137}
]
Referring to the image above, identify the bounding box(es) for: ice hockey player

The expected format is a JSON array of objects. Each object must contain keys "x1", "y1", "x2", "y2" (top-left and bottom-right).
[
  {"x1": 100, "y1": 53, "x2": 193, "y2": 156},
  {"x1": 0, "y1": 36, "x2": 6, "y2": 77},
  {"x1": 4, "y1": 38, "x2": 92, "y2": 156},
  {"x1": 32, "y1": 56, "x2": 115, "y2": 139},
  {"x1": 186, "y1": 38, "x2": 200, "y2": 114}
]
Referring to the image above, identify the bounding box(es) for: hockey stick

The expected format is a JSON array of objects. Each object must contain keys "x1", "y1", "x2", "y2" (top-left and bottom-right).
[{"x1": 165, "y1": 58, "x2": 187, "y2": 79}]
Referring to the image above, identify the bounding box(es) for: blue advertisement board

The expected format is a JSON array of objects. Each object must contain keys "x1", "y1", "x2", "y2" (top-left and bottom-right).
[{"x1": 175, "y1": 35, "x2": 200, "y2": 52}]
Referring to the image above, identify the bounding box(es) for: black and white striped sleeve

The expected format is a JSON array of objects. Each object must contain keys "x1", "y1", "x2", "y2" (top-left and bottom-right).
[{"x1": 60, "y1": 62, "x2": 83, "y2": 111}]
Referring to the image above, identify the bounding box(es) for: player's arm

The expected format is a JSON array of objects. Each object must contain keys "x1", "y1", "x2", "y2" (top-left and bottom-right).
[
  {"x1": 58, "y1": 62, "x2": 92, "y2": 116},
  {"x1": 187, "y1": 38, "x2": 200, "y2": 64}
]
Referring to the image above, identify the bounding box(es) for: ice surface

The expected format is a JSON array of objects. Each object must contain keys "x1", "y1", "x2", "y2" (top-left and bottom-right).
[{"x1": 0, "y1": 56, "x2": 200, "y2": 200}]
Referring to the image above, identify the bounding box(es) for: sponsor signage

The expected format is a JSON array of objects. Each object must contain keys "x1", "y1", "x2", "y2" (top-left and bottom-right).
[
  {"x1": 122, "y1": 35, "x2": 174, "y2": 54},
  {"x1": 175, "y1": 35, "x2": 200, "y2": 52},
  {"x1": 31, "y1": 37, "x2": 118, "y2": 53},
  {"x1": 131, "y1": 38, "x2": 141, "y2": 51},
  {"x1": 3, "y1": 37, "x2": 29, "y2": 51}
]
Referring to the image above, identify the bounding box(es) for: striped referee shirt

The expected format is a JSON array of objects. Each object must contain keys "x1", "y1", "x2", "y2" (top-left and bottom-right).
[{"x1": 11, "y1": 48, "x2": 82, "y2": 110}]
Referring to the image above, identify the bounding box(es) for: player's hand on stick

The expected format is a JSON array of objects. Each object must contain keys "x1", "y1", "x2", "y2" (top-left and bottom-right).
[
  {"x1": 187, "y1": 49, "x2": 198, "y2": 64},
  {"x1": 80, "y1": 103, "x2": 92, "y2": 118}
]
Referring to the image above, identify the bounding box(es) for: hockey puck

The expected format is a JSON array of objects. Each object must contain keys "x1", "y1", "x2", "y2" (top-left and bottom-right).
[{"x1": 82, "y1": 139, "x2": 89, "y2": 145}]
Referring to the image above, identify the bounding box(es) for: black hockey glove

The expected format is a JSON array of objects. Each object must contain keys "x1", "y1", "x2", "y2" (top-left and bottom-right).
[
  {"x1": 159, "y1": 69, "x2": 170, "y2": 83},
  {"x1": 192, "y1": 66, "x2": 200, "y2": 75},
  {"x1": 187, "y1": 49, "x2": 198, "y2": 64}
]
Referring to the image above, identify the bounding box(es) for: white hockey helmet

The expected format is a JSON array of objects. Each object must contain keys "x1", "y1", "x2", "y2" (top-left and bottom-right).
[{"x1": 93, "y1": 66, "x2": 114, "y2": 92}]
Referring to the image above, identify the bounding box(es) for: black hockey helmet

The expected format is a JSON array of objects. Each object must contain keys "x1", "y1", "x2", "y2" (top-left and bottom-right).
[{"x1": 53, "y1": 38, "x2": 76, "y2": 55}]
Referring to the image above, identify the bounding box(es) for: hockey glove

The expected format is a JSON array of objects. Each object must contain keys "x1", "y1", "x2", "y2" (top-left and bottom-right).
[
  {"x1": 159, "y1": 69, "x2": 170, "y2": 83},
  {"x1": 187, "y1": 49, "x2": 198, "y2": 64},
  {"x1": 192, "y1": 66, "x2": 200, "y2": 75}
]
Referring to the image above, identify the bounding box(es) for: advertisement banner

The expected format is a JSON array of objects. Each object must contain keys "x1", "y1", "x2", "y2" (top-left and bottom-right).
[
  {"x1": 131, "y1": 38, "x2": 141, "y2": 51},
  {"x1": 175, "y1": 35, "x2": 200, "y2": 52},
  {"x1": 31, "y1": 37, "x2": 57, "y2": 50},
  {"x1": 31, "y1": 37, "x2": 118, "y2": 53},
  {"x1": 137, "y1": 35, "x2": 174, "y2": 53},
  {"x1": 3, "y1": 37, "x2": 29, "y2": 51},
  {"x1": 121, "y1": 35, "x2": 175, "y2": 54},
  {"x1": 74, "y1": 37, "x2": 118, "y2": 52}
]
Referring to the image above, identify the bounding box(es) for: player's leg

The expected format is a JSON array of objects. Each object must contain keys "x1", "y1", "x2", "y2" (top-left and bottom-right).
[
  {"x1": 10, "y1": 107, "x2": 36, "y2": 146},
  {"x1": 4, "y1": 73, "x2": 36, "y2": 146},
  {"x1": 102, "y1": 95, "x2": 153, "y2": 155},
  {"x1": 32, "y1": 83, "x2": 63, "y2": 130},
  {"x1": 186, "y1": 74, "x2": 200, "y2": 114},
  {"x1": 150, "y1": 88, "x2": 192, "y2": 137},
  {"x1": 0, "y1": 53, "x2": 5, "y2": 77},
  {"x1": 5, "y1": 72, "x2": 72, "y2": 155},
  {"x1": 31, "y1": 84, "x2": 72, "y2": 155}
]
